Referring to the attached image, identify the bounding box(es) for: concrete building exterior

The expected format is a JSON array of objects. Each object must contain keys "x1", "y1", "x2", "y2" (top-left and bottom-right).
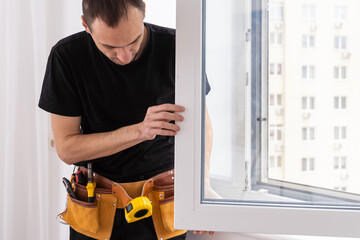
[{"x1": 268, "y1": 0, "x2": 360, "y2": 195}]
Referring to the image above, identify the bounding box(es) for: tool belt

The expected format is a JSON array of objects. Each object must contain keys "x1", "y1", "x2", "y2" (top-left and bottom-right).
[{"x1": 58, "y1": 168, "x2": 186, "y2": 240}]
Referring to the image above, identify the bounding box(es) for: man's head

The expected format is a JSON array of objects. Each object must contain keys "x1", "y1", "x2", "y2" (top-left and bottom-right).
[{"x1": 81, "y1": 0, "x2": 147, "y2": 65}]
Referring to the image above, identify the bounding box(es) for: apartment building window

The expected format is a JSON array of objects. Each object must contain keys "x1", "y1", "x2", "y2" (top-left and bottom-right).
[
  {"x1": 269, "y1": 2, "x2": 283, "y2": 21},
  {"x1": 334, "y1": 156, "x2": 347, "y2": 170},
  {"x1": 334, "y1": 126, "x2": 347, "y2": 140},
  {"x1": 302, "y1": 96, "x2": 315, "y2": 110},
  {"x1": 269, "y1": 125, "x2": 282, "y2": 141},
  {"x1": 302, "y1": 4, "x2": 316, "y2": 23},
  {"x1": 334, "y1": 6, "x2": 347, "y2": 22},
  {"x1": 334, "y1": 96, "x2": 347, "y2": 110},
  {"x1": 270, "y1": 63, "x2": 282, "y2": 75},
  {"x1": 334, "y1": 36, "x2": 347, "y2": 49},
  {"x1": 302, "y1": 65, "x2": 315, "y2": 79},
  {"x1": 302, "y1": 35, "x2": 315, "y2": 48},
  {"x1": 302, "y1": 158, "x2": 315, "y2": 171},
  {"x1": 270, "y1": 155, "x2": 282, "y2": 168},
  {"x1": 270, "y1": 32, "x2": 282, "y2": 45},
  {"x1": 334, "y1": 66, "x2": 347, "y2": 79},
  {"x1": 302, "y1": 127, "x2": 315, "y2": 140},
  {"x1": 269, "y1": 94, "x2": 282, "y2": 106}
]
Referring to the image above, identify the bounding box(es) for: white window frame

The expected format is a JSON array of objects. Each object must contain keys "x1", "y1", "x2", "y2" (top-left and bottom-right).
[
  {"x1": 302, "y1": 96, "x2": 315, "y2": 110},
  {"x1": 174, "y1": 0, "x2": 360, "y2": 237},
  {"x1": 301, "y1": 157, "x2": 315, "y2": 171},
  {"x1": 270, "y1": 63, "x2": 282, "y2": 75},
  {"x1": 334, "y1": 96, "x2": 347, "y2": 110},
  {"x1": 302, "y1": 127, "x2": 315, "y2": 141},
  {"x1": 302, "y1": 34, "x2": 315, "y2": 49},
  {"x1": 302, "y1": 4, "x2": 316, "y2": 23},
  {"x1": 334, "y1": 6, "x2": 347, "y2": 23},
  {"x1": 334, "y1": 156, "x2": 347, "y2": 170},
  {"x1": 334, "y1": 35, "x2": 347, "y2": 50},
  {"x1": 302, "y1": 65, "x2": 315, "y2": 79},
  {"x1": 269, "y1": 155, "x2": 282, "y2": 168},
  {"x1": 334, "y1": 126, "x2": 347, "y2": 140},
  {"x1": 334, "y1": 66, "x2": 347, "y2": 79},
  {"x1": 270, "y1": 32, "x2": 282, "y2": 45},
  {"x1": 269, "y1": 2, "x2": 283, "y2": 22}
]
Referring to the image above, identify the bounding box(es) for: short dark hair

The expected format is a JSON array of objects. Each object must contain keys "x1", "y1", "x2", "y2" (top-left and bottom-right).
[{"x1": 82, "y1": 0, "x2": 145, "y2": 28}]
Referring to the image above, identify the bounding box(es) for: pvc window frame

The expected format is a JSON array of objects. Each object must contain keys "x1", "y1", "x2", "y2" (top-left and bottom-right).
[{"x1": 174, "y1": 0, "x2": 360, "y2": 237}]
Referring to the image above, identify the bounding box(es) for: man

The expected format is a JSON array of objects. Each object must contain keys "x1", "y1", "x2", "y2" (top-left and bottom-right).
[{"x1": 39, "y1": 0, "x2": 213, "y2": 239}]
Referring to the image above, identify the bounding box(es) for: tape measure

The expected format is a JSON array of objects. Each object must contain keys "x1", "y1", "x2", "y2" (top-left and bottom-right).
[{"x1": 125, "y1": 196, "x2": 152, "y2": 223}]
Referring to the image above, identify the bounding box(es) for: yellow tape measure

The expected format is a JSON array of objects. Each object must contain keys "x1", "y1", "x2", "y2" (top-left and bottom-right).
[{"x1": 125, "y1": 196, "x2": 152, "y2": 223}]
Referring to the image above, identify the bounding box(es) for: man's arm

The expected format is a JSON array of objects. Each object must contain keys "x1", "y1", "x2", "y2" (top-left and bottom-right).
[{"x1": 52, "y1": 104, "x2": 185, "y2": 165}]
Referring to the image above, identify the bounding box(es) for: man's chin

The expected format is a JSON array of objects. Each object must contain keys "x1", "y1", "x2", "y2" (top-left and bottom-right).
[{"x1": 111, "y1": 58, "x2": 135, "y2": 66}]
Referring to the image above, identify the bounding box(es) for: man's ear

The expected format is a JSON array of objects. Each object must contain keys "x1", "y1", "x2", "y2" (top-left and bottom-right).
[
  {"x1": 142, "y1": 1, "x2": 146, "y2": 18},
  {"x1": 81, "y1": 16, "x2": 91, "y2": 33}
]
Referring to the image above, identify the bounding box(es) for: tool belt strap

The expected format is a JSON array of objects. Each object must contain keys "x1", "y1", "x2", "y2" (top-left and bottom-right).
[{"x1": 78, "y1": 167, "x2": 174, "y2": 209}]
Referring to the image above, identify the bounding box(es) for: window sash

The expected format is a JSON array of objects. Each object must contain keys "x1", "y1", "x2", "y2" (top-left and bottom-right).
[{"x1": 174, "y1": 0, "x2": 360, "y2": 236}]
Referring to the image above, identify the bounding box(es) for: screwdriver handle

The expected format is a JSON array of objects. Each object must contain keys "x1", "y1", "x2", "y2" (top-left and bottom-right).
[{"x1": 86, "y1": 162, "x2": 96, "y2": 203}]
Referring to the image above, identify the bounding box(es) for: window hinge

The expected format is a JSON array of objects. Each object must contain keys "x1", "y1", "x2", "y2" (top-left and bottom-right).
[
  {"x1": 257, "y1": 117, "x2": 267, "y2": 121},
  {"x1": 245, "y1": 72, "x2": 249, "y2": 86},
  {"x1": 244, "y1": 161, "x2": 250, "y2": 191},
  {"x1": 245, "y1": 29, "x2": 251, "y2": 42}
]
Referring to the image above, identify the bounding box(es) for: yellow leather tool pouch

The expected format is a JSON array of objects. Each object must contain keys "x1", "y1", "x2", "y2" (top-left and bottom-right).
[
  {"x1": 149, "y1": 170, "x2": 187, "y2": 240},
  {"x1": 59, "y1": 182, "x2": 117, "y2": 240}
]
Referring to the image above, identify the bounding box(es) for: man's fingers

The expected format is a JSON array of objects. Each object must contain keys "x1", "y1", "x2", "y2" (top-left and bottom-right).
[
  {"x1": 192, "y1": 231, "x2": 215, "y2": 235},
  {"x1": 148, "y1": 104, "x2": 185, "y2": 114},
  {"x1": 150, "y1": 121, "x2": 181, "y2": 132},
  {"x1": 155, "y1": 129, "x2": 178, "y2": 136},
  {"x1": 149, "y1": 111, "x2": 184, "y2": 122}
]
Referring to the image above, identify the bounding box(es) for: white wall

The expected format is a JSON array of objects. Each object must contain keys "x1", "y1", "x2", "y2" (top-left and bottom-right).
[{"x1": 3, "y1": 0, "x2": 356, "y2": 239}]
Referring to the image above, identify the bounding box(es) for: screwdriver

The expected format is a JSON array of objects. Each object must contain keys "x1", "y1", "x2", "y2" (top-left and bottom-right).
[{"x1": 86, "y1": 162, "x2": 96, "y2": 203}]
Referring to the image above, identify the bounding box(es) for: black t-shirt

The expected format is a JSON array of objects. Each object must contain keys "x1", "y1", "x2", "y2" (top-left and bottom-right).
[{"x1": 39, "y1": 23, "x2": 210, "y2": 181}]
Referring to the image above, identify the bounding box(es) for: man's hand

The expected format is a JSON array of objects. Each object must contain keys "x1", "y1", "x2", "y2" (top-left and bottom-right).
[
  {"x1": 192, "y1": 231, "x2": 215, "y2": 236},
  {"x1": 138, "y1": 104, "x2": 185, "y2": 140}
]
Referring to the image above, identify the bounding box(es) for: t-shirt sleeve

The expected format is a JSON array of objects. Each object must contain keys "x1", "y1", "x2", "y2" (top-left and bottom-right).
[{"x1": 38, "y1": 49, "x2": 82, "y2": 116}]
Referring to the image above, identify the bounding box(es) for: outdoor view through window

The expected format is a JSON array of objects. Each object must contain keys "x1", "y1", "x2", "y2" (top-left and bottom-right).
[
  {"x1": 267, "y1": 0, "x2": 360, "y2": 196},
  {"x1": 203, "y1": 0, "x2": 360, "y2": 205}
]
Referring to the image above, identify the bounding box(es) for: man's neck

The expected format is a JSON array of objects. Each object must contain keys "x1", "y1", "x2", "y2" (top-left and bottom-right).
[{"x1": 134, "y1": 24, "x2": 148, "y2": 61}]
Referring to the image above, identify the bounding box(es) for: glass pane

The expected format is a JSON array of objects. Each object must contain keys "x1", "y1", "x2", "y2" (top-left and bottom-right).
[
  {"x1": 341, "y1": 66, "x2": 347, "y2": 79},
  {"x1": 334, "y1": 97, "x2": 339, "y2": 109},
  {"x1": 310, "y1": 97, "x2": 314, "y2": 109},
  {"x1": 309, "y1": 36, "x2": 315, "y2": 48},
  {"x1": 334, "y1": 157, "x2": 339, "y2": 169},
  {"x1": 277, "y1": 32, "x2": 282, "y2": 44},
  {"x1": 342, "y1": 36, "x2": 347, "y2": 49},
  {"x1": 302, "y1": 97, "x2": 307, "y2": 109},
  {"x1": 302, "y1": 35, "x2": 307, "y2": 48},
  {"x1": 334, "y1": 36, "x2": 339, "y2": 49},
  {"x1": 302, "y1": 128, "x2": 307, "y2": 140},
  {"x1": 334, "y1": 66, "x2": 339, "y2": 79},
  {"x1": 202, "y1": 0, "x2": 360, "y2": 208},
  {"x1": 203, "y1": 0, "x2": 245, "y2": 200},
  {"x1": 277, "y1": 94, "x2": 282, "y2": 105},
  {"x1": 309, "y1": 66, "x2": 315, "y2": 78},
  {"x1": 342, "y1": 97, "x2": 347, "y2": 109},
  {"x1": 302, "y1": 66, "x2": 307, "y2": 78}
]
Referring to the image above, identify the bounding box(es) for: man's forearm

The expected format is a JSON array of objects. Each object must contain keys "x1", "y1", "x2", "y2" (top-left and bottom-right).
[{"x1": 55, "y1": 123, "x2": 145, "y2": 165}]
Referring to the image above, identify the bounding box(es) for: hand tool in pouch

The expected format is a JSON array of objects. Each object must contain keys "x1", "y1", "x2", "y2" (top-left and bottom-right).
[
  {"x1": 62, "y1": 177, "x2": 77, "y2": 199},
  {"x1": 74, "y1": 170, "x2": 87, "y2": 185},
  {"x1": 86, "y1": 162, "x2": 96, "y2": 203}
]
